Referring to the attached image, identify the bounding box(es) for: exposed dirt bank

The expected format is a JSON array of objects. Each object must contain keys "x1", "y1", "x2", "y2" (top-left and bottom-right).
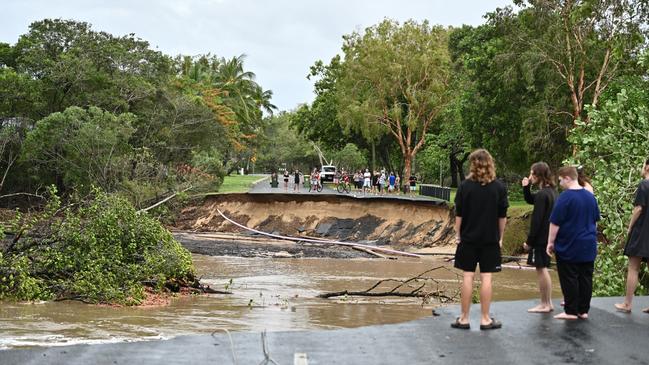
[{"x1": 173, "y1": 193, "x2": 455, "y2": 250}]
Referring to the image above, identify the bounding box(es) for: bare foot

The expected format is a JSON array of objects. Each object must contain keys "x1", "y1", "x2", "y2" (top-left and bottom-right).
[
  {"x1": 554, "y1": 312, "x2": 578, "y2": 320},
  {"x1": 578, "y1": 313, "x2": 588, "y2": 319},
  {"x1": 642, "y1": 307, "x2": 649, "y2": 314},
  {"x1": 614, "y1": 303, "x2": 632, "y2": 313},
  {"x1": 528, "y1": 304, "x2": 554, "y2": 313}
]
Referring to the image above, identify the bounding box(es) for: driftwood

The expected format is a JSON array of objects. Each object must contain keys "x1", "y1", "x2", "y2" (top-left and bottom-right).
[
  {"x1": 318, "y1": 266, "x2": 460, "y2": 303},
  {"x1": 352, "y1": 245, "x2": 395, "y2": 259}
]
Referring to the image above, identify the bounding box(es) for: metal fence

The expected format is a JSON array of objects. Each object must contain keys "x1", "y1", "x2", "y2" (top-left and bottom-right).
[{"x1": 419, "y1": 184, "x2": 451, "y2": 201}]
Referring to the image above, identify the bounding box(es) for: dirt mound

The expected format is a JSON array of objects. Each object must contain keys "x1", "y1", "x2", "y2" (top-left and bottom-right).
[{"x1": 173, "y1": 194, "x2": 455, "y2": 248}]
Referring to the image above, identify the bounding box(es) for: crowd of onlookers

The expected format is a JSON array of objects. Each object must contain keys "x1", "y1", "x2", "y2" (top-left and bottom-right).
[{"x1": 272, "y1": 167, "x2": 421, "y2": 195}]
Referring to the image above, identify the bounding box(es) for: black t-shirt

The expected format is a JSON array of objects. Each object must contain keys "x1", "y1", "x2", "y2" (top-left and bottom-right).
[
  {"x1": 523, "y1": 185, "x2": 558, "y2": 247},
  {"x1": 627, "y1": 180, "x2": 649, "y2": 257},
  {"x1": 409, "y1": 176, "x2": 417, "y2": 186},
  {"x1": 455, "y1": 179, "x2": 509, "y2": 244}
]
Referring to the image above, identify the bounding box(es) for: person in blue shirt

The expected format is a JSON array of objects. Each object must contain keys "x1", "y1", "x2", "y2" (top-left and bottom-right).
[
  {"x1": 388, "y1": 172, "x2": 396, "y2": 193},
  {"x1": 547, "y1": 166, "x2": 600, "y2": 320}
]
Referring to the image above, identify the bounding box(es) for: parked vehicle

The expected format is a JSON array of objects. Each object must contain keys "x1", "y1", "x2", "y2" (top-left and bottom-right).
[{"x1": 320, "y1": 165, "x2": 336, "y2": 182}]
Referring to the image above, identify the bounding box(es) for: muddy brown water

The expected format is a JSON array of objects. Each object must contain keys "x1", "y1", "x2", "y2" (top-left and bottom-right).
[{"x1": 0, "y1": 254, "x2": 560, "y2": 349}]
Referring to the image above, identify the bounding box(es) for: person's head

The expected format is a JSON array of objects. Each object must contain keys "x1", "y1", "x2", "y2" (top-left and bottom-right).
[
  {"x1": 576, "y1": 165, "x2": 592, "y2": 187},
  {"x1": 468, "y1": 149, "x2": 496, "y2": 185},
  {"x1": 530, "y1": 162, "x2": 555, "y2": 188},
  {"x1": 557, "y1": 166, "x2": 579, "y2": 189},
  {"x1": 643, "y1": 158, "x2": 649, "y2": 178}
]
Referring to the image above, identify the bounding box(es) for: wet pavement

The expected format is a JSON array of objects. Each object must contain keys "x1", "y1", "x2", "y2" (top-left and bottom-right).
[{"x1": 2, "y1": 296, "x2": 647, "y2": 364}]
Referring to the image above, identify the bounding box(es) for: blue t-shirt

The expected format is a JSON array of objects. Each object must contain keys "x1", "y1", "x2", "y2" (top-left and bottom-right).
[
  {"x1": 549, "y1": 189, "x2": 600, "y2": 263},
  {"x1": 389, "y1": 175, "x2": 396, "y2": 186}
]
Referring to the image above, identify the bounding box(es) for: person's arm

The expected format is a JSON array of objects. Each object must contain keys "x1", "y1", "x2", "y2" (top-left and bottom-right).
[
  {"x1": 627, "y1": 205, "x2": 643, "y2": 235},
  {"x1": 522, "y1": 183, "x2": 535, "y2": 205},
  {"x1": 498, "y1": 217, "x2": 507, "y2": 248},
  {"x1": 546, "y1": 223, "x2": 559, "y2": 256},
  {"x1": 455, "y1": 217, "x2": 462, "y2": 244}
]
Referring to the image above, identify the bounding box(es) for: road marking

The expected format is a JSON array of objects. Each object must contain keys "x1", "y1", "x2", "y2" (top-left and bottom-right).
[{"x1": 294, "y1": 352, "x2": 308, "y2": 365}]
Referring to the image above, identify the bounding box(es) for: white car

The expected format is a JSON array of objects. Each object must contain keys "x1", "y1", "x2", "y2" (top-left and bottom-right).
[{"x1": 320, "y1": 165, "x2": 336, "y2": 182}]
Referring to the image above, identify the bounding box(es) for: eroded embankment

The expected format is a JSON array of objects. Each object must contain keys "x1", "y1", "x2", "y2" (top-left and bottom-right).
[{"x1": 173, "y1": 194, "x2": 455, "y2": 249}]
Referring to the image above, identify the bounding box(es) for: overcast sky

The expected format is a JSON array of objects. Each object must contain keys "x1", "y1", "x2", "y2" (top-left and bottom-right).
[{"x1": 2, "y1": 0, "x2": 513, "y2": 112}]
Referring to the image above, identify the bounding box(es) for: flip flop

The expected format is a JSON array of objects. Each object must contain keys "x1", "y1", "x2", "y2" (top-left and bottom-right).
[
  {"x1": 480, "y1": 318, "x2": 502, "y2": 330},
  {"x1": 451, "y1": 317, "x2": 470, "y2": 330},
  {"x1": 614, "y1": 303, "x2": 631, "y2": 313}
]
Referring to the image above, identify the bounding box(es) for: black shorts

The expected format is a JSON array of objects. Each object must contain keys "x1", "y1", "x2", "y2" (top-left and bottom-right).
[
  {"x1": 527, "y1": 246, "x2": 551, "y2": 268},
  {"x1": 454, "y1": 242, "x2": 502, "y2": 273}
]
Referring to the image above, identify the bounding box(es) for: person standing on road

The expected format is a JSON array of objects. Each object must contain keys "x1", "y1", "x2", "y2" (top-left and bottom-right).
[
  {"x1": 388, "y1": 172, "x2": 396, "y2": 193},
  {"x1": 408, "y1": 175, "x2": 417, "y2": 196},
  {"x1": 363, "y1": 168, "x2": 372, "y2": 194},
  {"x1": 451, "y1": 149, "x2": 508, "y2": 330},
  {"x1": 294, "y1": 169, "x2": 301, "y2": 193},
  {"x1": 378, "y1": 170, "x2": 386, "y2": 195},
  {"x1": 522, "y1": 162, "x2": 558, "y2": 313},
  {"x1": 547, "y1": 166, "x2": 600, "y2": 320},
  {"x1": 283, "y1": 169, "x2": 290, "y2": 192},
  {"x1": 615, "y1": 158, "x2": 649, "y2": 314}
]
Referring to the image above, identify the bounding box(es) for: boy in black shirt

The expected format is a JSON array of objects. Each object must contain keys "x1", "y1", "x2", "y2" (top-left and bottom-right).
[{"x1": 451, "y1": 149, "x2": 508, "y2": 330}]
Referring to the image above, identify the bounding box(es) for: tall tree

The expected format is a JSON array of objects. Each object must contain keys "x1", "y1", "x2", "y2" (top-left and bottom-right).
[
  {"x1": 336, "y1": 19, "x2": 452, "y2": 180},
  {"x1": 506, "y1": 0, "x2": 649, "y2": 124}
]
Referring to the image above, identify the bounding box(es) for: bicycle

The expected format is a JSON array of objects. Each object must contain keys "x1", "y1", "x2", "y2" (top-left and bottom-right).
[
  {"x1": 309, "y1": 179, "x2": 323, "y2": 192},
  {"x1": 336, "y1": 180, "x2": 351, "y2": 194}
]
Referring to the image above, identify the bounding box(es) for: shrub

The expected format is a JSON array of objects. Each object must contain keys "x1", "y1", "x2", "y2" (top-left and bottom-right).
[{"x1": 0, "y1": 187, "x2": 195, "y2": 304}]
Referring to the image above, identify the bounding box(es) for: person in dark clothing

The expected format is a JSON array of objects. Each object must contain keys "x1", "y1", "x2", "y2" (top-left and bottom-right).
[
  {"x1": 451, "y1": 149, "x2": 508, "y2": 330},
  {"x1": 522, "y1": 162, "x2": 558, "y2": 313},
  {"x1": 293, "y1": 170, "x2": 301, "y2": 193},
  {"x1": 547, "y1": 166, "x2": 600, "y2": 320},
  {"x1": 615, "y1": 158, "x2": 649, "y2": 314}
]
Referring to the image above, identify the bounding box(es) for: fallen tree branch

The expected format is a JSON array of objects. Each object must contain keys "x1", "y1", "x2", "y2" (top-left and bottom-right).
[
  {"x1": 0, "y1": 192, "x2": 45, "y2": 200},
  {"x1": 137, "y1": 186, "x2": 192, "y2": 214},
  {"x1": 317, "y1": 266, "x2": 459, "y2": 303}
]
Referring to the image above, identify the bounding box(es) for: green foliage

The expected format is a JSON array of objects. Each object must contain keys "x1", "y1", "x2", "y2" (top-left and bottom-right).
[
  {"x1": 570, "y1": 74, "x2": 649, "y2": 296},
  {"x1": 21, "y1": 106, "x2": 135, "y2": 193},
  {"x1": 256, "y1": 112, "x2": 319, "y2": 172},
  {"x1": 330, "y1": 143, "x2": 368, "y2": 172},
  {"x1": 1, "y1": 18, "x2": 273, "y2": 203},
  {"x1": 0, "y1": 188, "x2": 195, "y2": 304},
  {"x1": 337, "y1": 19, "x2": 452, "y2": 178}
]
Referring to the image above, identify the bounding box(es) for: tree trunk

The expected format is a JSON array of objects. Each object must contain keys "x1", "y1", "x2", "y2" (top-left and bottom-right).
[
  {"x1": 449, "y1": 153, "x2": 458, "y2": 188},
  {"x1": 403, "y1": 155, "x2": 412, "y2": 184},
  {"x1": 371, "y1": 142, "x2": 376, "y2": 172}
]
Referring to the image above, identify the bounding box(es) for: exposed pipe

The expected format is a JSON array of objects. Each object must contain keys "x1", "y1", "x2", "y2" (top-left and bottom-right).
[{"x1": 216, "y1": 208, "x2": 422, "y2": 258}]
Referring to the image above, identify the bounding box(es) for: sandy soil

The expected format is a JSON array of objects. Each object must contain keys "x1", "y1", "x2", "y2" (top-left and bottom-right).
[{"x1": 173, "y1": 193, "x2": 455, "y2": 249}]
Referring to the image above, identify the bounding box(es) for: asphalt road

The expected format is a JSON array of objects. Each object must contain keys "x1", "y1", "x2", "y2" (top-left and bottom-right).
[{"x1": 2, "y1": 296, "x2": 648, "y2": 365}]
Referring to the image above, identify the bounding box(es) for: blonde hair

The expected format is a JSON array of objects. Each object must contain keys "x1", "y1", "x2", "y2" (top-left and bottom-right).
[{"x1": 467, "y1": 149, "x2": 496, "y2": 185}]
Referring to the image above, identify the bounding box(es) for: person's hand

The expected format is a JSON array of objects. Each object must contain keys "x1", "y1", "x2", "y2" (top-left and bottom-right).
[
  {"x1": 546, "y1": 243, "x2": 554, "y2": 257},
  {"x1": 523, "y1": 242, "x2": 530, "y2": 251},
  {"x1": 521, "y1": 177, "x2": 530, "y2": 187},
  {"x1": 455, "y1": 236, "x2": 461, "y2": 244}
]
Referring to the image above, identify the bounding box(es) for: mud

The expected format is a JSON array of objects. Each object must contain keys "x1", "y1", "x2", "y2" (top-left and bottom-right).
[{"x1": 173, "y1": 193, "x2": 455, "y2": 250}]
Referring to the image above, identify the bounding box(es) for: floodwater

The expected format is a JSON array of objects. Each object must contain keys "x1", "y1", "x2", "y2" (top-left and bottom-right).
[{"x1": 0, "y1": 254, "x2": 560, "y2": 349}]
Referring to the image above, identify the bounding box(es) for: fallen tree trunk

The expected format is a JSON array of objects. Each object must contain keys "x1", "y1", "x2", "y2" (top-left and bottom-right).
[{"x1": 317, "y1": 266, "x2": 459, "y2": 303}]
